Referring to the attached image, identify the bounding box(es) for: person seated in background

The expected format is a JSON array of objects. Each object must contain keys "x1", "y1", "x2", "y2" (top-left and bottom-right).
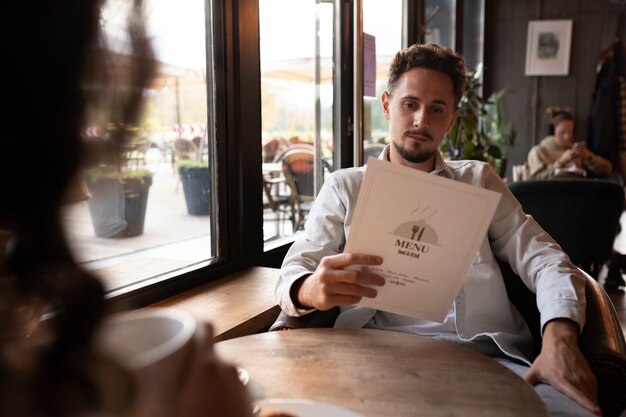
[
  {"x1": 527, "y1": 107, "x2": 613, "y2": 179},
  {"x1": 263, "y1": 136, "x2": 288, "y2": 163},
  {"x1": 0, "y1": 1, "x2": 252, "y2": 416},
  {"x1": 288, "y1": 135, "x2": 310, "y2": 146}
]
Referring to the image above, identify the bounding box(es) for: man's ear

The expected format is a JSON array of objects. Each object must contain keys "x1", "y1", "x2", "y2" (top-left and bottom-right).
[
  {"x1": 381, "y1": 91, "x2": 391, "y2": 121},
  {"x1": 446, "y1": 107, "x2": 460, "y2": 132}
]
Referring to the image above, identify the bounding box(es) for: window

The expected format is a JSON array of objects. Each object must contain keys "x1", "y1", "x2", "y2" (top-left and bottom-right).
[
  {"x1": 362, "y1": 0, "x2": 403, "y2": 160},
  {"x1": 424, "y1": 0, "x2": 456, "y2": 48},
  {"x1": 259, "y1": 0, "x2": 405, "y2": 248},
  {"x1": 63, "y1": 0, "x2": 216, "y2": 297},
  {"x1": 259, "y1": 0, "x2": 335, "y2": 247},
  {"x1": 60, "y1": 0, "x2": 485, "y2": 304}
]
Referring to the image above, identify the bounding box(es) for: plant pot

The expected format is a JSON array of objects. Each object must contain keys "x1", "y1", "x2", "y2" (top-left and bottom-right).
[
  {"x1": 86, "y1": 175, "x2": 153, "y2": 238},
  {"x1": 179, "y1": 167, "x2": 210, "y2": 215},
  {"x1": 122, "y1": 177, "x2": 152, "y2": 236}
]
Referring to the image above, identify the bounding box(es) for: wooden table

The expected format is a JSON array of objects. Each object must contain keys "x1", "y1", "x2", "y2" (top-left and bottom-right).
[{"x1": 216, "y1": 328, "x2": 549, "y2": 417}]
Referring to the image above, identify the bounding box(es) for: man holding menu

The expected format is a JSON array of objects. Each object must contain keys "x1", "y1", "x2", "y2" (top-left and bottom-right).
[{"x1": 276, "y1": 43, "x2": 599, "y2": 416}]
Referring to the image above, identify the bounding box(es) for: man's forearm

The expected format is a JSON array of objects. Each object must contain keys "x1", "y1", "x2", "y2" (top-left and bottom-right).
[{"x1": 543, "y1": 318, "x2": 580, "y2": 346}]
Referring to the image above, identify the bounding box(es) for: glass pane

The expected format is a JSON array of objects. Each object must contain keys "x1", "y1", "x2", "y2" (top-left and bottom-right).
[
  {"x1": 62, "y1": 0, "x2": 215, "y2": 294},
  {"x1": 462, "y1": 0, "x2": 484, "y2": 70},
  {"x1": 362, "y1": 0, "x2": 403, "y2": 162},
  {"x1": 260, "y1": 0, "x2": 334, "y2": 247},
  {"x1": 424, "y1": 0, "x2": 456, "y2": 49}
]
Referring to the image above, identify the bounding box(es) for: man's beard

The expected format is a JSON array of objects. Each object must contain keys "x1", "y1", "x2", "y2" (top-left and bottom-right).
[{"x1": 392, "y1": 138, "x2": 437, "y2": 164}]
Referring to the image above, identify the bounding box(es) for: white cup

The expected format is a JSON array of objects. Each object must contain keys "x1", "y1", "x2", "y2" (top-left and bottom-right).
[{"x1": 97, "y1": 307, "x2": 197, "y2": 416}]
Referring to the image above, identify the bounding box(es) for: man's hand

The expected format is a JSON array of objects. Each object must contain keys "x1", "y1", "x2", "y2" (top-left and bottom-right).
[
  {"x1": 297, "y1": 253, "x2": 385, "y2": 310},
  {"x1": 524, "y1": 319, "x2": 601, "y2": 416}
]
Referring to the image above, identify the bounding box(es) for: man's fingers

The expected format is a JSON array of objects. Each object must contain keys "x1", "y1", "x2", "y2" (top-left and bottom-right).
[
  {"x1": 523, "y1": 368, "x2": 539, "y2": 386},
  {"x1": 323, "y1": 268, "x2": 384, "y2": 287},
  {"x1": 550, "y1": 380, "x2": 601, "y2": 416},
  {"x1": 525, "y1": 367, "x2": 601, "y2": 416},
  {"x1": 322, "y1": 253, "x2": 383, "y2": 269},
  {"x1": 300, "y1": 253, "x2": 385, "y2": 310},
  {"x1": 331, "y1": 282, "x2": 378, "y2": 299}
]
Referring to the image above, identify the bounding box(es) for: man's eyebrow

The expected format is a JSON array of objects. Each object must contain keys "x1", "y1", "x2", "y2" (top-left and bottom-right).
[{"x1": 400, "y1": 95, "x2": 449, "y2": 107}]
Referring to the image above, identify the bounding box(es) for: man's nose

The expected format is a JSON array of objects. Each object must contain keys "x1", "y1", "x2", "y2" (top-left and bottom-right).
[{"x1": 413, "y1": 109, "x2": 429, "y2": 128}]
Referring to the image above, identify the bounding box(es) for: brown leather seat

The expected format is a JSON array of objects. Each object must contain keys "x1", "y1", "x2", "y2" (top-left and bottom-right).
[{"x1": 270, "y1": 259, "x2": 626, "y2": 417}]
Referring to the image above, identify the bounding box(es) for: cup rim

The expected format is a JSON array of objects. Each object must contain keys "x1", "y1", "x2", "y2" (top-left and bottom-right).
[{"x1": 99, "y1": 307, "x2": 197, "y2": 370}]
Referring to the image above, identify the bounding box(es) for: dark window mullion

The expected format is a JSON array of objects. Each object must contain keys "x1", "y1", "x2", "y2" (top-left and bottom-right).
[
  {"x1": 403, "y1": 0, "x2": 424, "y2": 46},
  {"x1": 233, "y1": 0, "x2": 264, "y2": 266}
]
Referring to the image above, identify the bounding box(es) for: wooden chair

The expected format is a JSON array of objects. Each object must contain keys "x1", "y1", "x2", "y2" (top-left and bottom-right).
[
  {"x1": 507, "y1": 178, "x2": 625, "y2": 279},
  {"x1": 172, "y1": 138, "x2": 199, "y2": 169},
  {"x1": 262, "y1": 174, "x2": 293, "y2": 236},
  {"x1": 269, "y1": 260, "x2": 626, "y2": 417},
  {"x1": 276, "y1": 147, "x2": 332, "y2": 231},
  {"x1": 363, "y1": 142, "x2": 386, "y2": 164}
]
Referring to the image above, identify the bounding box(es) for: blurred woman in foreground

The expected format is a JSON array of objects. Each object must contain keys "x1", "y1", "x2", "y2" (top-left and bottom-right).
[{"x1": 0, "y1": 1, "x2": 251, "y2": 416}]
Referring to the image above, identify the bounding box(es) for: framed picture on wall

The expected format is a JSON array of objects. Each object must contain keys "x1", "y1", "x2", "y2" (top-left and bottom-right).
[{"x1": 525, "y1": 19, "x2": 573, "y2": 76}]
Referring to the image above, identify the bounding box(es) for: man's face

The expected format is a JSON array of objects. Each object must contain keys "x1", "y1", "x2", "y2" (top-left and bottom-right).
[{"x1": 382, "y1": 67, "x2": 459, "y2": 169}]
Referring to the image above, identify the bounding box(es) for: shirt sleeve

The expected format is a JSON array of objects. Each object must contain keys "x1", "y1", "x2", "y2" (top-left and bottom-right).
[
  {"x1": 582, "y1": 153, "x2": 613, "y2": 177},
  {"x1": 483, "y1": 164, "x2": 587, "y2": 334},
  {"x1": 276, "y1": 171, "x2": 354, "y2": 316},
  {"x1": 527, "y1": 145, "x2": 557, "y2": 179}
]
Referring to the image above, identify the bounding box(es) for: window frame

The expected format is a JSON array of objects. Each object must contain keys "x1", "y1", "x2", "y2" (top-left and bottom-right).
[
  {"x1": 107, "y1": 0, "x2": 266, "y2": 311},
  {"x1": 105, "y1": 0, "x2": 477, "y2": 311}
]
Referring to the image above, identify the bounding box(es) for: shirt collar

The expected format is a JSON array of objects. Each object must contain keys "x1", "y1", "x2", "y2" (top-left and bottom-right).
[{"x1": 381, "y1": 144, "x2": 453, "y2": 179}]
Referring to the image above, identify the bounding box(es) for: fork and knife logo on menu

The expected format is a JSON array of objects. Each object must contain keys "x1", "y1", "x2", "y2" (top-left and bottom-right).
[{"x1": 391, "y1": 205, "x2": 439, "y2": 260}]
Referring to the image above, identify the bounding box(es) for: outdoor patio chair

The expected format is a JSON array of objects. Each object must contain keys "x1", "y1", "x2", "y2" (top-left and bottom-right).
[
  {"x1": 363, "y1": 142, "x2": 386, "y2": 164},
  {"x1": 172, "y1": 138, "x2": 199, "y2": 168},
  {"x1": 277, "y1": 147, "x2": 332, "y2": 231}
]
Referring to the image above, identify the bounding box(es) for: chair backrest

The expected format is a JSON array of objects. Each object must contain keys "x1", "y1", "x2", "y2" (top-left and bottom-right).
[
  {"x1": 173, "y1": 138, "x2": 199, "y2": 160},
  {"x1": 363, "y1": 143, "x2": 386, "y2": 163},
  {"x1": 507, "y1": 178, "x2": 624, "y2": 271},
  {"x1": 279, "y1": 148, "x2": 316, "y2": 198}
]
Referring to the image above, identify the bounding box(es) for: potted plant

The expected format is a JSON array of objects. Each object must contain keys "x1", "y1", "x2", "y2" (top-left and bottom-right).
[
  {"x1": 85, "y1": 165, "x2": 153, "y2": 238},
  {"x1": 440, "y1": 64, "x2": 515, "y2": 177},
  {"x1": 483, "y1": 88, "x2": 516, "y2": 175},
  {"x1": 176, "y1": 159, "x2": 210, "y2": 216}
]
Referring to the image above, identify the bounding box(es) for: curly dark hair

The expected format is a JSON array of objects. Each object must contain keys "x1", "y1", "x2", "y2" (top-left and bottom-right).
[{"x1": 387, "y1": 43, "x2": 467, "y2": 106}]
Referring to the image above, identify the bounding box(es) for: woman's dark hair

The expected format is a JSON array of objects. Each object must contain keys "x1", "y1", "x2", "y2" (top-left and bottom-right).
[
  {"x1": 1, "y1": 0, "x2": 155, "y2": 415},
  {"x1": 545, "y1": 106, "x2": 574, "y2": 135},
  {"x1": 387, "y1": 43, "x2": 467, "y2": 106}
]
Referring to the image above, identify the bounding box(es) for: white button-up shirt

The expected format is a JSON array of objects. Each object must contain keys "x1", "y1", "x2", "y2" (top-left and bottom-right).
[{"x1": 276, "y1": 148, "x2": 586, "y2": 364}]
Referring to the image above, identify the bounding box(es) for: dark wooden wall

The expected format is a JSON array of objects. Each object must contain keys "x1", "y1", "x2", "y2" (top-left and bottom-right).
[{"x1": 483, "y1": 0, "x2": 626, "y2": 179}]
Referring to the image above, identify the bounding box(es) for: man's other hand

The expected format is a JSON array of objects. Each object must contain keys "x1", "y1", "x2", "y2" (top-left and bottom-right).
[
  {"x1": 525, "y1": 319, "x2": 601, "y2": 416},
  {"x1": 297, "y1": 253, "x2": 385, "y2": 310}
]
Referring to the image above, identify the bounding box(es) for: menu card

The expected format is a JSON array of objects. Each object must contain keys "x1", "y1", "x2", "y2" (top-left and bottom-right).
[{"x1": 345, "y1": 157, "x2": 501, "y2": 322}]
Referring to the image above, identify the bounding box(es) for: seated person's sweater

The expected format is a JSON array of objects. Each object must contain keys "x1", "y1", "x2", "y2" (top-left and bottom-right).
[{"x1": 527, "y1": 136, "x2": 612, "y2": 179}]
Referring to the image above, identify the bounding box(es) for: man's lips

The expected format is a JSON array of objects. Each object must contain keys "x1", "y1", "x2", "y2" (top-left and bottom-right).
[{"x1": 404, "y1": 129, "x2": 433, "y2": 142}]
